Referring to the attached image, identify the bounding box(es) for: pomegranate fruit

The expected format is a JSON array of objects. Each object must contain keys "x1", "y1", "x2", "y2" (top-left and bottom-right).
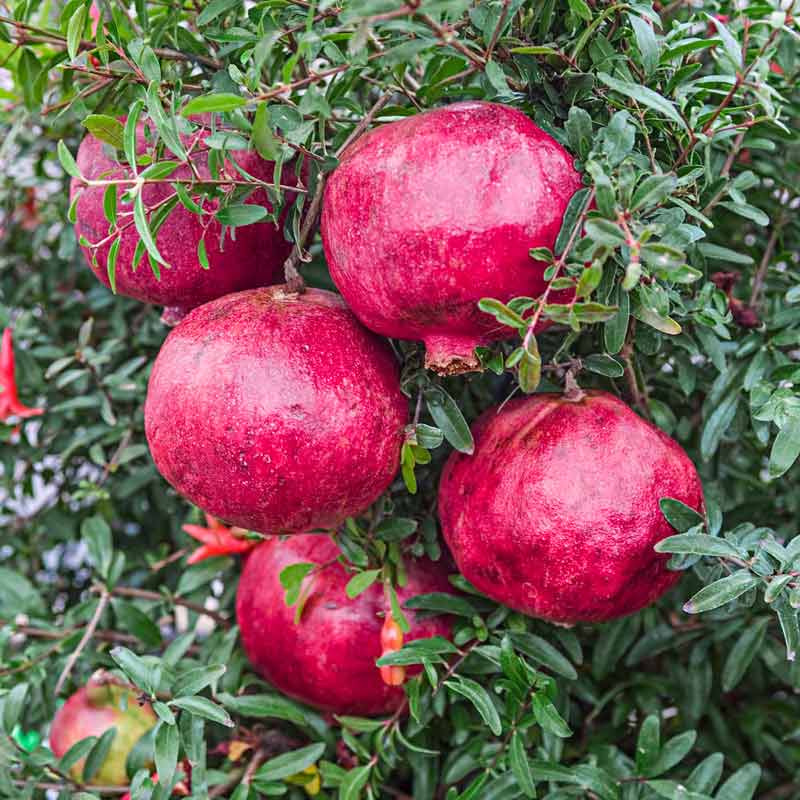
[
  {"x1": 438, "y1": 391, "x2": 704, "y2": 623},
  {"x1": 236, "y1": 535, "x2": 454, "y2": 714},
  {"x1": 71, "y1": 119, "x2": 291, "y2": 313},
  {"x1": 321, "y1": 101, "x2": 583, "y2": 374},
  {"x1": 49, "y1": 678, "x2": 156, "y2": 785},
  {"x1": 145, "y1": 287, "x2": 408, "y2": 534}
]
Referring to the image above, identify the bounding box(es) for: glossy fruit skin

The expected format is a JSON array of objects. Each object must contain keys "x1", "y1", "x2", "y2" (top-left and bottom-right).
[
  {"x1": 236, "y1": 535, "x2": 454, "y2": 715},
  {"x1": 438, "y1": 391, "x2": 704, "y2": 624},
  {"x1": 71, "y1": 121, "x2": 291, "y2": 311},
  {"x1": 145, "y1": 287, "x2": 409, "y2": 534},
  {"x1": 49, "y1": 682, "x2": 156, "y2": 786},
  {"x1": 321, "y1": 101, "x2": 583, "y2": 374}
]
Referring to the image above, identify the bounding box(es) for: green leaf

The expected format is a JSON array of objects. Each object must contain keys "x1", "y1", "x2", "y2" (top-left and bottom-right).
[
  {"x1": 424, "y1": 387, "x2": 474, "y2": 454},
  {"x1": 2, "y1": 683, "x2": 28, "y2": 733},
  {"x1": 566, "y1": 0, "x2": 591, "y2": 22},
  {"x1": 683, "y1": 571, "x2": 760, "y2": 614},
  {"x1": 714, "y1": 763, "x2": 761, "y2": 800},
  {"x1": 630, "y1": 174, "x2": 677, "y2": 211},
  {"x1": 700, "y1": 392, "x2": 739, "y2": 461},
  {"x1": 218, "y1": 692, "x2": 327, "y2": 736},
  {"x1": 197, "y1": 0, "x2": 241, "y2": 25},
  {"x1": 477, "y1": 298, "x2": 526, "y2": 330},
  {"x1": 604, "y1": 284, "x2": 630, "y2": 355},
  {"x1": 256, "y1": 743, "x2": 325, "y2": 782},
  {"x1": 110, "y1": 647, "x2": 156, "y2": 694},
  {"x1": 655, "y1": 534, "x2": 742, "y2": 559},
  {"x1": 83, "y1": 115, "x2": 125, "y2": 150},
  {"x1": 58, "y1": 141, "x2": 82, "y2": 179},
  {"x1": 507, "y1": 632, "x2": 577, "y2": 679},
  {"x1": 598, "y1": 72, "x2": 688, "y2": 130},
  {"x1": 67, "y1": 6, "x2": 87, "y2": 61},
  {"x1": 646, "y1": 730, "x2": 697, "y2": 777},
  {"x1": 57, "y1": 736, "x2": 98, "y2": 775},
  {"x1": 629, "y1": 13, "x2": 659, "y2": 76},
  {"x1": 636, "y1": 715, "x2": 660, "y2": 776},
  {"x1": 769, "y1": 416, "x2": 800, "y2": 478},
  {"x1": 509, "y1": 731, "x2": 536, "y2": 798},
  {"x1": 133, "y1": 189, "x2": 169, "y2": 269},
  {"x1": 555, "y1": 188, "x2": 592, "y2": 256},
  {"x1": 659, "y1": 498, "x2": 705, "y2": 533},
  {"x1": 345, "y1": 569, "x2": 381, "y2": 599},
  {"x1": 154, "y1": 721, "x2": 180, "y2": 789},
  {"x1": 444, "y1": 677, "x2": 502, "y2": 735},
  {"x1": 531, "y1": 694, "x2": 572, "y2": 738},
  {"x1": 584, "y1": 353, "x2": 624, "y2": 377},
  {"x1": 253, "y1": 102, "x2": 282, "y2": 160},
  {"x1": 145, "y1": 82, "x2": 187, "y2": 161},
  {"x1": 170, "y1": 696, "x2": 234, "y2": 727},
  {"x1": 216, "y1": 205, "x2": 269, "y2": 226},
  {"x1": 704, "y1": 12, "x2": 742, "y2": 69},
  {"x1": 721, "y1": 617, "x2": 769, "y2": 691},
  {"x1": 174, "y1": 664, "x2": 227, "y2": 697},
  {"x1": 82, "y1": 727, "x2": 117, "y2": 782},
  {"x1": 82, "y1": 515, "x2": 113, "y2": 578},
  {"x1": 338, "y1": 763, "x2": 372, "y2": 800},
  {"x1": 113, "y1": 600, "x2": 162, "y2": 647},
  {"x1": 182, "y1": 93, "x2": 248, "y2": 116},
  {"x1": 698, "y1": 243, "x2": 754, "y2": 265}
]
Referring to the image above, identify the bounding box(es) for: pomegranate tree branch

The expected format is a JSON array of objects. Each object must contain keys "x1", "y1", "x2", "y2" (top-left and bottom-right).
[
  {"x1": 282, "y1": 90, "x2": 393, "y2": 291},
  {"x1": 674, "y1": 26, "x2": 781, "y2": 168},
  {"x1": 749, "y1": 214, "x2": 785, "y2": 308},
  {"x1": 54, "y1": 587, "x2": 111, "y2": 695},
  {"x1": 522, "y1": 186, "x2": 596, "y2": 349},
  {"x1": 102, "y1": 585, "x2": 231, "y2": 627},
  {"x1": 484, "y1": 0, "x2": 511, "y2": 60}
]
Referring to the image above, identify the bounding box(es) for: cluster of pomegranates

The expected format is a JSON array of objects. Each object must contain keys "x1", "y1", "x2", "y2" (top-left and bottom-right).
[{"x1": 61, "y1": 100, "x2": 704, "y2": 783}]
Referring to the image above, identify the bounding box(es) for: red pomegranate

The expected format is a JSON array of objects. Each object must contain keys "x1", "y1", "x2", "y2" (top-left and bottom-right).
[
  {"x1": 321, "y1": 101, "x2": 583, "y2": 375},
  {"x1": 438, "y1": 391, "x2": 704, "y2": 624},
  {"x1": 71, "y1": 119, "x2": 292, "y2": 314},
  {"x1": 145, "y1": 287, "x2": 408, "y2": 535},
  {"x1": 236, "y1": 535, "x2": 454, "y2": 714},
  {"x1": 50, "y1": 677, "x2": 156, "y2": 785}
]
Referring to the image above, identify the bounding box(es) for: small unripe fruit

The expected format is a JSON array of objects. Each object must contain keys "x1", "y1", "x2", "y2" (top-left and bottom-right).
[
  {"x1": 236, "y1": 535, "x2": 455, "y2": 715},
  {"x1": 145, "y1": 287, "x2": 408, "y2": 534},
  {"x1": 439, "y1": 391, "x2": 704, "y2": 624},
  {"x1": 49, "y1": 678, "x2": 156, "y2": 786},
  {"x1": 321, "y1": 101, "x2": 582, "y2": 375}
]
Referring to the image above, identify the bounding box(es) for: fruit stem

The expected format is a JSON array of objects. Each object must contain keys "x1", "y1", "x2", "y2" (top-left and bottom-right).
[{"x1": 563, "y1": 370, "x2": 585, "y2": 403}]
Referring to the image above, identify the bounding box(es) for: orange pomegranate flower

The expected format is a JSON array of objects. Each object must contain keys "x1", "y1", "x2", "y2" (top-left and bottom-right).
[
  {"x1": 182, "y1": 514, "x2": 258, "y2": 563},
  {"x1": 0, "y1": 328, "x2": 44, "y2": 424}
]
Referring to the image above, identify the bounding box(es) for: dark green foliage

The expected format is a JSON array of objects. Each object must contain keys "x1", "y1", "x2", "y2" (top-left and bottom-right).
[{"x1": 0, "y1": 1, "x2": 798, "y2": 799}]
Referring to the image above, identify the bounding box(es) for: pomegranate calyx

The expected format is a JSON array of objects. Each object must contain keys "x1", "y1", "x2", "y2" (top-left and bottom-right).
[
  {"x1": 183, "y1": 514, "x2": 260, "y2": 563},
  {"x1": 0, "y1": 328, "x2": 44, "y2": 424}
]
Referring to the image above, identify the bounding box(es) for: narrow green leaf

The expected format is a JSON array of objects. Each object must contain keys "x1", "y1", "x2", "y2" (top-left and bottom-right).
[
  {"x1": 683, "y1": 571, "x2": 760, "y2": 614},
  {"x1": 444, "y1": 677, "x2": 502, "y2": 735},
  {"x1": 182, "y1": 93, "x2": 248, "y2": 116}
]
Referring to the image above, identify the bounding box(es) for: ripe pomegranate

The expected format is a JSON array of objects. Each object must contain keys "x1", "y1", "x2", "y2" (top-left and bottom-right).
[
  {"x1": 321, "y1": 101, "x2": 583, "y2": 375},
  {"x1": 236, "y1": 535, "x2": 454, "y2": 714},
  {"x1": 438, "y1": 391, "x2": 704, "y2": 624},
  {"x1": 71, "y1": 119, "x2": 291, "y2": 314},
  {"x1": 145, "y1": 287, "x2": 408, "y2": 534},
  {"x1": 49, "y1": 677, "x2": 156, "y2": 786}
]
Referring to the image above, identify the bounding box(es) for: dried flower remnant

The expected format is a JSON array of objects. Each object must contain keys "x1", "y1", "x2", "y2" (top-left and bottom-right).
[{"x1": 0, "y1": 328, "x2": 44, "y2": 424}]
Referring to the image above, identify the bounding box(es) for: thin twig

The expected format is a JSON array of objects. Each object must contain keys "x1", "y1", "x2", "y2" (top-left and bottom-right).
[
  {"x1": 749, "y1": 215, "x2": 785, "y2": 308},
  {"x1": 54, "y1": 587, "x2": 111, "y2": 695},
  {"x1": 282, "y1": 90, "x2": 394, "y2": 291},
  {"x1": 484, "y1": 0, "x2": 511, "y2": 60},
  {"x1": 103, "y1": 585, "x2": 231, "y2": 627},
  {"x1": 12, "y1": 780, "x2": 128, "y2": 796}
]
